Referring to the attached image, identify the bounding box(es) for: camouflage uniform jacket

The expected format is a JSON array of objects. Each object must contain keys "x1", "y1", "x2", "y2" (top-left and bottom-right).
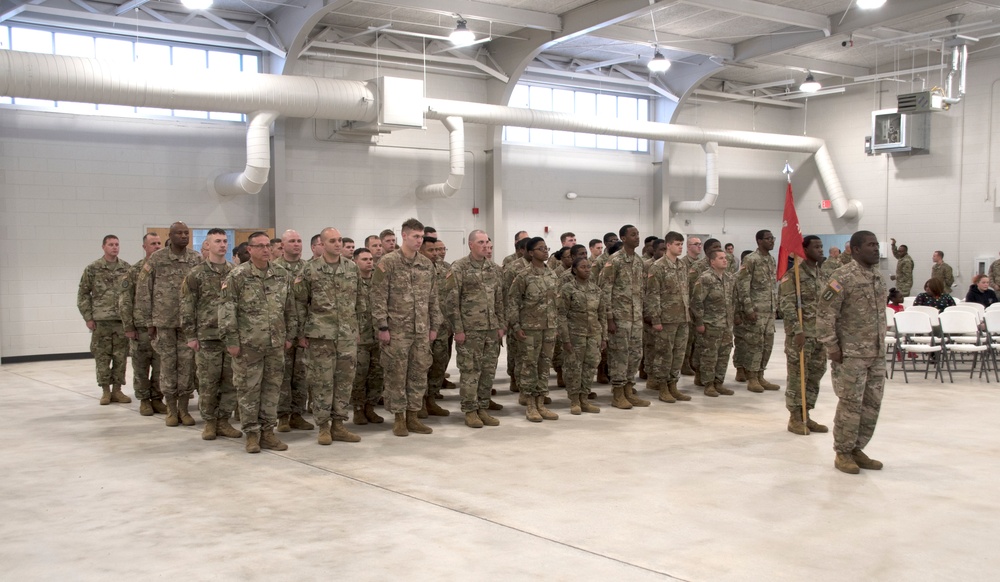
[
  {"x1": 507, "y1": 265, "x2": 559, "y2": 332},
  {"x1": 820, "y1": 258, "x2": 841, "y2": 279},
  {"x1": 691, "y1": 270, "x2": 735, "y2": 330},
  {"x1": 434, "y1": 261, "x2": 453, "y2": 336},
  {"x1": 502, "y1": 256, "x2": 530, "y2": 305},
  {"x1": 219, "y1": 262, "x2": 296, "y2": 350},
  {"x1": 137, "y1": 247, "x2": 204, "y2": 328},
  {"x1": 180, "y1": 260, "x2": 233, "y2": 342},
  {"x1": 726, "y1": 252, "x2": 737, "y2": 274},
  {"x1": 273, "y1": 257, "x2": 307, "y2": 278},
  {"x1": 644, "y1": 256, "x2": 690, "y2": 325},
  {"x1": 591, "y1": 252, "x2": 611, "y2": 281},
  {"x1": 839, "y1": 252, "x2": 852, "y2": 265},
  {"x1": 931, "y1": 262, "x2": 955, "y2": 289},
  {"x1": 778, "y1": 260, "x2": 822, "y2": 337},
  {"x1": 687, "y1": 256, "x2": 711, "y2": 295},
  {"x1": 356, "y1": 276, "x2": 376, "y2": 345},
  {"x1": 447, "y1": 255, "x2": 504, "y2": 334},
  {"x1": 371, "y1": 250, "x2": 442, "y2": 336},
  {"x1": 600, "y1": 251, "x2": 644, "y2": 324},
  {"x1": 293, "y1": 257, "x2": 361, "y2": 342},
  {"x1": 990, "y1": 259, "x2": 1000, "y2": 293},
  {"x1": 119, "y1": 258, "x2": 148, "y2": 333},
  {"x1": 501, "y1": 252, "x2": 519, "y2": 267},
  {"x1": 78, "y1": 257, "x2": 130, "y2": 322},
  {"x1": 558, "y1": 278, "x2": 607, "y2": 342},
  {"x1": 736, "y1": 250, "x2": 777, "y2": 318},
  {"x1": 817, "y1": 260, "x2": 887, "y2": 359}
]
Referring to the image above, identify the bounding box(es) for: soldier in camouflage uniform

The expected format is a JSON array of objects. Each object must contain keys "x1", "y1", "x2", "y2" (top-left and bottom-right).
[
  {"x1": 592, "y1": 232, "x2": 619, "y2": 385},
  {"x1": 502, "y1": 237, "x2": 531, "y2": 391},
  {"x1": 558, "y1": 257, "x2": 606, "y2": 415},
  {"x1": 638, "y1": 239, "x2": 664, "y2": 383},
  {"x1": 644, "y1": 232, "x2": 692, "y2": 403},
  {"x1": 448, "y1": 230, "x2": 506, "y2": 428},
  {"x1": 931, "y1": 251, "x2": 955, "y2": 290},
  {"x1": 371, "y1": 218, "x2": 442, "y2": 437},
  {"x1": 137, "y1": 222, "x2": 204, "y2": 427},
  {"x1": 422, "y1": 236, "x2": 452, "y2": 418},
  {"x1": 294, "y1": 227, "x2": 362, "y2": 446},
  {"x1": 889, "y1": 238, "x2": 914, "y2": 296},
  {"x1": 724, "y1": 243, "x2": 738, "y2": 274},
  {"x1": 77, "y1": 234, "x2": 131, "y2": 405},
  {"x1": 220, "y1": 232, "x2": 296, "y2": 454},
  {"x1": 989, "y1": 253, "x2": 1000, "y2": 294},
  {"x1": 273, "y1": 229, "x2": 314, "y2": 433},
  {"x1": 817, "y1": 231, "x2": 887, "y2": 475},
  {"x1": 501, "y1": 230, "x2": 529, "y2": 267},
  {"x1": 551, "y1": 245, "x2": 588, "y2": 388},
  {"x1": 121, "y1": 233, "x2": 166, "y2": 415},
  {"x1": 691, "y1": 250, "x2": 735, "y2": 397},
  {"x1": 687, "y1": 238, "x2": 721, "y2": 387},
  {"x1": 779, "y1": 236, "x2": 828, "y2": 436},
  {"x1": 180, "y1": 228, "x2": 241, "y2": 441},
  {"x1": 679, "y1": 236, "x2": 702, "y2": 376},
  {"x1": 736, "y1": 230, "x2": 780, "y2": 393},
  {"x1": 351, "y1": 247, "x2": 385, "y2": 426},
  {"x1": 732, "y1": 250, "x2": 753, "y2": 383},
  {"x1": 600, "y1": 225, "x2": 650, "y2": 409}
]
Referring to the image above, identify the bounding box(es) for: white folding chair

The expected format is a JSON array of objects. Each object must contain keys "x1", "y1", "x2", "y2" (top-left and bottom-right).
[
  {"x1": 907, "y1": 305, "x2": 941, "y2": 345},
  {"x1": 957, "y1": 301, "x2": 986, "y2": 315},
  {"x1": 893, "y1": 311, "x2": 943, "y2": 383},
  {"x1": 938, "y1": 310, "x2": 991, "y2": 382},
  {"x1": 984, "y1": 310, "x2": 1000, "y2": 382},
  {"x1": 943, "y1": 305, "x2": 983, "y2": 344},
  {"x1": 986, "y1": 302, "x2": 1000, "y2": 313},
  {"x1": 903, "y1": 296, "x2": 917, "y2": 309}
]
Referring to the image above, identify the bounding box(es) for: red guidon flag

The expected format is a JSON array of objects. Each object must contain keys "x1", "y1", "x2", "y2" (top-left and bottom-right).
[{"x1": 777, "y1": 182, "x2": 804, "y2": 280}]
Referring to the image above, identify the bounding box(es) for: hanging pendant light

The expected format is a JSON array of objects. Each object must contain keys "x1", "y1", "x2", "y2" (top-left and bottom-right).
[
  {"x1": 449, "y1": 19, "x2": 476, "y2": 46},
  {"x1": 647, "y1": 50, "x2": 671, "y2": 73},
  {"x1": 181, "y1": 0, "x2": 213, "y2": 10},
  {"x1": 799, "y1": 72, "x2": 821, "y2": 93}
]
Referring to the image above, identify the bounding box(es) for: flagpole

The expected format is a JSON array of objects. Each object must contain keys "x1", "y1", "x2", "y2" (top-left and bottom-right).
[{"x1": 785, "y1": 167, "x2": 808, "y2": 427}]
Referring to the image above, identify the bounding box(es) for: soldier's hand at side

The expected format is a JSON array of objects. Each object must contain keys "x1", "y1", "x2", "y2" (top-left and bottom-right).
[
  {"x1": 284, "y1": 340, "x2": 292, "y2": 350},
  {"x1": 794, "y1": 332, "x2": 805, "y2": 350},
  {"x1": 125, "y1": 330, "x2": 137, "y2": 340},
  {"x1": 608, "y1": 319, "x2": 617, "y2": 335},
  {"x1": 429, "y1": 331, "x2": 438, "y2": 343},
  {"x1": 828, "y1": 347, "x2": 843, "y2": 364},
  {"x1": 227, "y1": 347, "x2": 240, "y2": 357},
  {"x1": 298, "y1": 337, "x2": 309, "y2": 348},
  {"x1": 653, "y1": 324, "x2": 663, "y2": 332},
  {"x1": 746, "y1": 312, "x2": 757, "y2": 323},
  {"x1": 378, "y1": 330, "x2": 391, "y2": 345},
  {"x1": 86, "y1": 320, "x2": 96, "y2": 331},
  {"x1": 563, "y1": 341, "x2": 573, "y2": 353},
  {"x1": 148, "y1": 326, "x2": 157, "y2": 340},
  {"x1": 497, "y1": 328, "x2": 505, "y2": 340},
  {"x1": 600, "y1": 340, "x2": 607, "y2": 351},
  {"x1": 734, "y1": 315, "x2": 742, "y2": 326},
  {"x1": 696, "y1": 325, "x2": 705, "y2": 334},
  {"x1": 514, "y1": 330, "x2": 526, "y2": 342},
  {"x1": 455, "y1": 332, "x2": 466, "y2": 345},
  {"x1": 187, "y1": 340, "x2": 200, "y2": 352}
]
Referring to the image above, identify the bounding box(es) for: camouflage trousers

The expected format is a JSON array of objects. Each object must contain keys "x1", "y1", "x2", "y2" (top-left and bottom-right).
[
  {"x1": 563, "y1": 334, "x2": 599, "y2": 397},
  {"x1": 305, "y1": 338, "x2": 357, "y2": 426},
  {"x1": 456, "y1": 330, "x2": 501, "y2": 412},
  {"x1": 233, "y1": 346, "x2": 284, "y2": 435},
  {"x1": 696, "y1": 325, "x2": 733, "y2": 384},
  {"x1": 278, "y1": 344, "x2": 308, "y2": 417},
  {"x1": 91, "y1": 320, "x2": 127, "y2": 387},
  {"x1": 745, "y1": 316, "x2": 775, "y2": 372},
  {"x1": 195, "y1": 340, "x2": 236, "y2": 421},
  {"x1": 784, "y1": 335, "x2": 827, "y2": 414},
  {"x1": 831, "y1": 356, "x2": 885, "y2": 454},
  {"x1": 516, "y1": 329, "x2": 556, "y2": 396},
  {"x1": 552, "y1": 338, "x2": 563, "y2": 370},
  {"x1": 427, "y1": 333, "x2": 452, "y2": 397},
  {"x1": 380, "y1": 333, "x2": 432, "y2": 414},
  {"x1": 648, "y1": 323, "x2": 688, "y2": 384},
  {"x1": 732, "y1": 321, "x2": 749, "y2": 370},
  {"x1": 506, "y1": 335, "x2": 517, "y2": 378},
  {"x1": 683, "y1": 322, "x2": 699, "y2": 371},
  {"x1": 152, "y1": 327, "x2": 195, "y2": 399},
  {"x1": 352, "y1": 342, "x2": 384, "y2": 406},
  {"x1": 896, "y1": 278, "x2": 912, "y2": 297},
  {"x1": 608, "y1": 318, "x2": 642, "y2": 389},
  {"x1": 129, "y1": 329, "x2": 161, "y2": 400}
]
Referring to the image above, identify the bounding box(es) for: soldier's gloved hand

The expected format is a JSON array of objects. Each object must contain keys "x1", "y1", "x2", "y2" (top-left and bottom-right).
[
  {"x1": 86, "y1": 320, "x2": 96, "y2": 331},
  {"x1": 454, "y1": 332, "x2": 466, "y2": 345},
  {"x1": 563, "y1": 341, "x2": 573, "y2": 353},
  {"x1": 795, "y1": 333, "x2": 805, "y2": 350},
  {"x1": 828, "y1": 347, "x2": 843, "y2": 364},
  {"x1": 187, "y1": 340, "x2": 200, "y2": 352}
]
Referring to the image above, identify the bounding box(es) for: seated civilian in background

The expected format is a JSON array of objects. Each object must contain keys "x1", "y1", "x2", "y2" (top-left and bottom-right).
[
  {"x1": 913, "y1": 278, "x2": 956, "y2": 313},
  {"x1": 887, "y1": 288, "x2": 905, "y2": 314},
  {"x1": 965, "y1": 274, "x2": 999, "y2": 308}
]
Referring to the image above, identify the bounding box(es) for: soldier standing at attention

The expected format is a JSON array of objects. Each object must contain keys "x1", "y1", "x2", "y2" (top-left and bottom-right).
[
  {"x1": 341, "y1": 238, "x2": 355, "y2": 260},
  {"x1": 294, "y1": 227, "x2": 362, "y2": 446},
  {"x1": 220, "y1": 231, "x2": 296, "y2": 454},
  {"x1": 737, "y1": 230, "x2": 780, "y2": 393},
  {"x1": 644, "y1": 231, "x2": 692, "y2": 403},
  {"x1": 309, "y1": 234, "x2": 323, "y2": 261},
  {"x1": 547, "y1": 232, "x2": 577, "y2": 270},
  {"x1": 779, "y1": 235, "x2": 828, "y2": 436},
  {"x1": 502, "y1": 231, "x2": 529, "y2": 267},
  {"x1": 558, "y1": 257, "x2": 606, "y2": 414},
  {"x1": 589, "y1": 238, "x2": 604, "y2": 262},
  {"x1": 364, "y1": 235, "x2": 384, "y2": 264},
  {"x1": 817, "y1": 231, "x2": 887, "y2": 475},
  {"x1": 890, "y1": 239, "x2": 914, "y2": 296},
  {"x1": 687, "y1": 238, "x2": 721, "y2": 387},
  {"x1": 421, "y1": 236, "x2": 452, "y2": 418},
  {"x1": 371, "y1": 218, "x2": 442, "y2": 437},
  {"x1": 180, "y1": 228, "x2": 241, "y2": 440},
  {"x1": 78, "y1": 234, "x2": 131, "y2": 406},
  {"x1": 273, "y1": 229, "x2": 314, "y2": 433},
  {"x1": 931, "y1": 251, "x2": 955, "y2": 290},
  {"x1": 600, "y1": 224, "x2": 650, "y2": 409},
  {"x1": 679, "y1": 236, "x2": 702, "y2": 376},
  {"x1": 448, "y1": 230, "x2": 506, "y2": 428},
  {"x1": 121, "y1": 233, "x2": 166, "y2": 415},
  {"x1": 503, "y1": 237, "x2": 532, "y2": 392},
  {"x1": 691, "y1": 249, "x2": 736, "y2": 397},
  {"x1": 351, "y1": 247, "x2": 385, "y2": 426},
  {"x1": 732, "y1": 249, "x2": 754, "y2": 383},
  {"x1": 137, "y1": 221, "x2": 204, "y2": 427},
  {"x1": 724, "y1": 243, "x2": 738, "y2": 274},
  {"x1": 821, "y1": 247, "x2": 842, "y2": 278},
  {"x1": 380, "y1": 229, "x2": 397, "y2": 255}
]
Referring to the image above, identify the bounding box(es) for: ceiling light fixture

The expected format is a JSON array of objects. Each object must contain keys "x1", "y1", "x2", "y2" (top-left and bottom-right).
[
  {"x1": 856, "y1": 0, "x2": 887, "y2": 9},
  {"x1": 800, "y1": 72, "x2": 821, "y2": 93},
  {"x1": 449, "y1": 18, "x2": 476, "y2": 46},
  {"x1": 181, "y1": 0, "x2": 213, "y2": 10},
  {"x1": 647, "y1": 50, "x2": 671, "y2": 73}
]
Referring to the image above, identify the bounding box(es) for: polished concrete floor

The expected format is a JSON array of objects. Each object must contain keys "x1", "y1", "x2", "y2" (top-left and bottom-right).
[{"x1": 3, "y1": 323, "x2": 1000, "y2": 581}]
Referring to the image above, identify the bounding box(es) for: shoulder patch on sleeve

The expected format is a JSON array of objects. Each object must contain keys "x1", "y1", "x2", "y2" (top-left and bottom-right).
[{"x1": 821, "y1": 279, "x2": 842, "y2": 300}]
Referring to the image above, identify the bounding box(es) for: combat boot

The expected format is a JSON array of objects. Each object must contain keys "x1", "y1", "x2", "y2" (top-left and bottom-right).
[
  {"x1": 202, "y1": 419, "x2": 217, "y2": 440},
  {"x1": 110, "y1": 385, "x2": 131, "y2": 403},
  {"x1": 216, "y1": 417, "x2": 242, "y2": 438},
  {"x1": 645, "y1": 377, "x2": 661, "y2": 393},
  {"x1": 597, "y1": 353, "x2": 610, "y2": 384},
  {"x1": 735, "y1": 366, "x2": 747, "y2": 382},
  {"x1": 465, "y1": 410, "x2": 484, "y2": 428},
  {"x1": 758, "y1": 372, "x2": 781, "y2": 391},
  {"x1": 289, "y1": 413, "x2": 314, "y2": 430},
  {"x1": 332, "y1": 419, "x2": 361, "y2": 442},
  {"x1": 556, "y1": 366, "x2": 566, "y2": 388},
  {"x1": 139, "y1": 399, "x2": 154, "y2": 416},
  {"x1": 587, "y1": 391, "x2": 597, "y2": 399},
  {"x1": 417, "y1": 400, "x2": 428, "y2": 419},
  {"x1": 260, "y1": 430, "x2": 288, "y2": 451},
  {"x1": 509, "y1": 375, "x2": 519, "y2": 392},
  {"x1": 746, "y1": 371, "x2": 765, "y2": 393},
  {"x1": 624, "y1": 383, "x2": 650, "y2": 407},
  {"x1": 392, "y1": 412, "x2": 408, "y2": 437},
  {"x1": 276, "y1": 415, "x2": 291, "y2": 432},
  {"x1": 639, "y1": 359, "x2": 647, "y2": 380},
  {"x1": 488, "y1": 399, "x2": 504, "y2": 411},
  {"x1": 100, "y1": 386, "x2": 111, "y2": 405},
  {"x1": 525, "y1": 395, "x2": 543, "y2": 423},
  {"x1": 658, "y1": 383, "x2": 676, "y2": 403},
  {"x1": 536, "y1": 395, "x2": 559, "y2": 420},
  {"x1": 245, "y1": 432, "x2": 261, "y2": 454},
  {"x1": 317, "y1": 421, "x2": 333, "y2": 445},
  {"x1": 151, "y1": 398, "x2": 168, "y2": 414},
  {"x1": 543, "y1": 395, "x2": 552, "y2": 405},
  {"x1": 851, "y1": 449, "x2": 883, "y2": 470},
  {"x1": 668, "y1": 382, "x2": 691, "y2": 402},
  {"x1": 518, "y1": 392, "x2": 530, "y2": 406},
  {"x1": 715, "y1": 381, "x2": 734, "y2": 396},
  {"x1": 177, "y1": 396, "x2": 196, "y2": 426},
  {"x1": 806, "y1": 416, "x2": 828, "y2": 433},
  {"x1": 787, "y1": 412, "x2": 810, "y2": 435},
  {"x1": 364, "y1": 403, "x2": 384, "y2": 424},
  {"x1": 611, "y1": 386, "x2": 633, "y2": 409},
  {"x1": 681, "y1": 358, "x2": 695, "y2": 376},
  {"x1": 569, "y1": 393, "x2": 582, "y2": 415},
  {"x1": 425, "y1": 394, "x2": 450, "y2": 417},
  {"x1": 477, "y1": 409, "x2": 500, "y2": 426},
  {"x1": 835, "y1": 453, "x2": 860, "y2": 474},
  {"x1": 405, "y1": 410, "x2": 433, "y2": 434},
  {"x1": 579, "y1": 394, "x2": 601, "y2": 413},
  {"x1": 353, "y1": 406, "x2": 368, "y2": 426},
  {"x1": 703, "y1": 382, "x2": 720, "y2": 397},
  {"x1": 693, "y1": 369, "x2": 704, "y2": 387},
  {"x1": 164, "y1": 396, "x2": 179, "y2": 427}
]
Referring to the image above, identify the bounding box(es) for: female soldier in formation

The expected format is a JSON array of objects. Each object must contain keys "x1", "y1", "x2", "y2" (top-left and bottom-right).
[{"x1": 557, "y1": 257, "x2": 606, "y2": 414}]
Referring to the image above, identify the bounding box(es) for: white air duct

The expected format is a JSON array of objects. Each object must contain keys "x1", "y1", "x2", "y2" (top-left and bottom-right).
[
  {"x1": 211, "y1": 111, "x2": 278, "y2": 196},
  {"x1": 416, "y1": 116, "x2": 464, "y2": 199},
  {"x1": 671, "y1": 142, "x2": 719, "y2": 213},
  {"x1": 944, "y1": 43, "x2": 968, "y2": 105}
]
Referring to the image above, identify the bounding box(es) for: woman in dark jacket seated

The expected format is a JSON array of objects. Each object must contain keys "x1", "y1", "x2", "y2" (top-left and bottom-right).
[
  {"x1": 965, "y1": 274, "x2": 999, "y2": 308},
  {"x1": 914, "y1": 277, "x2": 956, "y2": 313}
]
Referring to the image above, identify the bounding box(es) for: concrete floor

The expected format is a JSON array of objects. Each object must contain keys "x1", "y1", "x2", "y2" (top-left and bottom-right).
[{"x1": 3, "y1": 324, "x2": 1000, "y2": 581}]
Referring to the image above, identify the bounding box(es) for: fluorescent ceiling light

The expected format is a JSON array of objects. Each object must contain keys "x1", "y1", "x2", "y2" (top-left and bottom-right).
[
  {"x1": 647, "y1": 50, "x2": 671, "y2": 73},
  {"x1": 450, "y1": 19, "x2": 476, "y2": 46},
  {"x1": 856, "y1": 0, "x2": 887, "y2": 9},
  {"x1": 799, "y1": 72, "x2": 821, "y2": 93},
  {"x1": 181, "y1": 0, "x2": 213, "y2": 9}
]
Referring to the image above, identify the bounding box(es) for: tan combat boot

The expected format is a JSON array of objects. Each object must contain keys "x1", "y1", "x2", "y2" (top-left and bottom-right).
[
  {"x1": 318, "y1": 421, "x2": 333, "y2": 445},
  {"x1": 139, "y1": 399, "x2": 154, "y2": 416},
  {"x1": 465, "y1": 410, "x2": 484, "y2": 428},
  {"x1": 611, "y1": 386, "x2": 633, "y2": 409},
  {"x1": 735, "y1": 367, "x2": 747, "y2": 382},
  {"x1": 216, "y1": 417, "x2": 242, "y2": 438},
  {"x1": 569, "y1": 393, "x2": 582, "y2": 415},
  {"x1": 100, "y1": 386, "x2": 111, "y2": 405},
  {"x1": 536, "y1": 395, "x2": 559, "y2": 420},
  {"x1": 746, "y1": 371, "x2": 765, "y2": 393},
  {"x1": 260, "y1": 430, "x2": 288, "y2": 451},
  {"x1": 715, "y1": 381, "x2": 734, "y2": 396},
  {"x1": 245, "y1": 432, "x2": 261, "y2": 454},
  {"x1": 835, "y1": 453, "x2": 860, "y2": 474},
  {"x1": 289, "y1": 413, "x2": 314, "y2": 430},
  {"x1": 151, "y1": 398, "x2": 168, "y2": 414},
  {"x1": 177, "y1": 396, "x2": 196, "y2": 426},
  {"x1": 332, "y1": 419, "x2": 361, "y2": 442},
  {"x1": 851, "y1": 449, "x2": 883, "y2": 470},
  {"x1": 425, "y1": 394, "x2": 450, "y2": 417},
  {"x1": 353, "y1": 406, "x2": 368, "y2": 426},
  {"x1": 787, "y1": 412, "x2": 810, "y2": 435},
  {"x1": 518, "y1": 392, "x2": 530, "y2": 406},
  {"x1": 806, "y1": 416, "x2": 829, "y2": 433},
  {"x1": 477, "y1": 409, "x2": 500, "y2": 426},
  {"x1": 392, "y1": 412, "x2": 408, "y2": 437},
  {"x1": 417, "y1": 400, "x2": 429, "y2": 419},
  {"x1": 525, "y1": 395, "x2": 543, "y2": 423},
  {"x1": 364, "y1": 403, "x2": 384, "y2": 424},
  {"x1": 658, "y1": 382, "x2": 676, "y2": 403},
  {"x1": 645, "y1": 377, "x2": 661, "y2": 393},
  {"x1": 110, "y1": 385, "x2": 131, "y2": 403},
  {"x1": 276, "y1": 415, "x2": 291, "y2": 432},
  {"x1": 758, "y1": 372, "x2": 781, "y2": 391},
  {"x1": 202, "y1": 419, "x2": 217, "y2": 440},
  {"x1": 405, "y1": 410, "x2": 433, "y2": 434},
  {"x1": 693, "y1": 369, "x2": 704, "y2": 387},
  {"x1": 668, "y1": 382, "x2": 691, "y2": 402},
  {"x1": 703, "y1": 382, "x2": 720, "y2": 397},
  {"x1": 579, "y1": 394, "x2": 601, "y2": 413},
  {"x1": 487, "y1": 399, "x2": 504, "y2": 411},
  {"x1": 164, "y1": 396, "x2": 179, "y2": 427},
  {"x1": 624, "y1": 383, "x2": 650, "y2": 407},
  {"x1": 509, "y1": 375, "x2": 519, "y2": 392}
]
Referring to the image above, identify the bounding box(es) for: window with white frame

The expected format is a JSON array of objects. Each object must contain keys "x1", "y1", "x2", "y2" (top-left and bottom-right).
[
  {"x1": 0, "y1": 24, "x2": 260, "y2": 121},
  {"x1": 503, "y1": 84, "x2": 649, "y2": 153}
]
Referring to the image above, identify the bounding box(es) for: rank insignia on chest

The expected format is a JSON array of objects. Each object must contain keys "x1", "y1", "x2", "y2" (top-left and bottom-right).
[{"x1": 121, "y1": 279, "x2": 130, "y2": 289}]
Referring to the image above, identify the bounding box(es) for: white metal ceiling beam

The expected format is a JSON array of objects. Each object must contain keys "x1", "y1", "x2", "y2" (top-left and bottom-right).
[
  {"x1": 114, "y1": 0, "x2": 151, "y2": 16},
  {"x1": 682, "y1": 0, "x2": 830, "y2": 35},
  {"x1": 693, "y1": 88, "x2": 804, "y2": 108},
  {"x1": 574, "y1": 56, "x2": 637, "y2": 72},
  {"x1": 354, "y1": 0, "x2": 561, "y2": 32},
  {"x1": 69, "y1": 0, "x2": 100, "y2": 15},
  {"x1": 589, "y1": 23, "x2": 734, "y2": 59},
  {"x1": 758, "y1": 53, "x2": 868, "y2": 78},
  {"x1": 0, "y1": 0, "x2": 47, "y2": 24},
  {"x1": 310, "y1": 40, "x2": 508, "y2": 82},
  {"x1": 525, "y1": 64, "x2": 677, "y2": 100},
  {"x1": 728, "y1": 79, "x2": 795, "y2": 93}
]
